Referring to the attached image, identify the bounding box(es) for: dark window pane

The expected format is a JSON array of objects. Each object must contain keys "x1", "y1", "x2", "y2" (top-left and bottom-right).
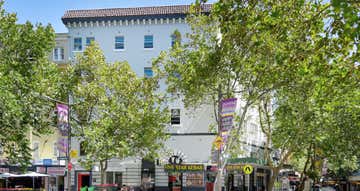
[{"x1": 171, "y1": 109, "x2": 180, "y2": 125}]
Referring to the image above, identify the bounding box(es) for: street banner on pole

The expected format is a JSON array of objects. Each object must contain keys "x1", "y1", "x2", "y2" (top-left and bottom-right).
[
  {"x1": 219, "y1": 98, "x2": 237, "y2": 152},
  {"x1": 56, "y1": 103, "x2": 69, "y2": 136}
]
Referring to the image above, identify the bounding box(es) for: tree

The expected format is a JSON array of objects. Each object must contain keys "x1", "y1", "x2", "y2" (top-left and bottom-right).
[
  {"x1": 66, "y1": 43, "x2": 169, "y2": 184},
  {"x1": 156, "y1": 0, "x2": 359, "y2": 190},
  {"x1": 0, "y1": 2, "x2": 61, "y2": 168}
]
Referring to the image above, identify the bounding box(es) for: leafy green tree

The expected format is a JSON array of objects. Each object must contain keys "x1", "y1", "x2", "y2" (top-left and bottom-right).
[
  {"x1": 157, "y1": 0, "x2": 359, "y2": 190},
  {"x1": 66, "y1": 43, "x2": 169, "y2": 184},
  {"x1": 0, "y1": 2, "x2": 60, "y2": 167}
]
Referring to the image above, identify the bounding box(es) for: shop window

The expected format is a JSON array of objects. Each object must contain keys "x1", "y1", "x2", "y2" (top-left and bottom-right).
[{"x1": 185, "y1": 173, "x2": 204, "y2": 187}]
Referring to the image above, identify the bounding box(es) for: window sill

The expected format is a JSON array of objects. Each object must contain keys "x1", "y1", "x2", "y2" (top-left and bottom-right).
[
  {"x1": 113, "y1": 49, "x2": 126, "y2": 52},
  {"x1": 72, "y1": 50, "x2": 83, "y2": 53},
  {"x1": 144, "y1": 48, "x2": 154, "y2": 51}
]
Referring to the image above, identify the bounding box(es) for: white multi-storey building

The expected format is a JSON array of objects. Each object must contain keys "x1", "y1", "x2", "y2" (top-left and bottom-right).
[{"x1": 60, "y1": 4, "x2": 268, "y2": 191}]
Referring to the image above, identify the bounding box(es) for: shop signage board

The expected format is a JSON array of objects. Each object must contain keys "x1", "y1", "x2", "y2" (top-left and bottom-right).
[
  {"x1": 47, "y1": 167, "x2": 65, "y2": 176},
  {"x1": 164, "y1": 164, "x2": 204, "y2": 172},
  {"x1": 225, "y1": 164, "x2": 244, "y2": 171},
  {"x1": 228, "y1": 157, "x2": 266, "y2": 165}
]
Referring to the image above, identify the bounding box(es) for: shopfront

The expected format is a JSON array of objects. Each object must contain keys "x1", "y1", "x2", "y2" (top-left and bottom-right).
[
  {"x1": 37, "y1": 166, "x2": 65, "y2": 191},
  {"x1": 164, "y1": 164, "x2": 205, "y2": 191},
  {"x1": 224, "y1": 163, "x2": 269, "y2": 191}
]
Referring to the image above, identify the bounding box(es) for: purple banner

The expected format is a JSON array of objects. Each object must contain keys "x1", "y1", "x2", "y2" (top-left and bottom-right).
[
  {"x1": 221, "y1": 116, "x2": 234, "y2": 131},
  {"x1": 221, "y1": 98, "x2": 237, "y2": 117},
  {"x1": 56, "y1": 103, "x2": 69, "y2": 136},
  {"x1": 57, "y1": 138, "x2": 68, "y2": 157}
]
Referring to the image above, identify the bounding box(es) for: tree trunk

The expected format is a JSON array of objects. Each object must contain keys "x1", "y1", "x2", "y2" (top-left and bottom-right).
[
  {"x1": 100, "y1": 160, "x2": 108, "y2": 185},
  {"x1": 268, "y1": 167, "x2": 280, "y2": 191},
  {"x1": 214, "y1": 102, "x2": 251, "y2": 191}
]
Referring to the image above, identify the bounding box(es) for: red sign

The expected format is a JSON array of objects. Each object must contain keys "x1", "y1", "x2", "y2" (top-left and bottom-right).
[
  {"x1": 68, "y1": 162, "x2": 73, "y2": 171},
  {"x1": 48, "y1": 167, "x2": 65, "y2": 175}
]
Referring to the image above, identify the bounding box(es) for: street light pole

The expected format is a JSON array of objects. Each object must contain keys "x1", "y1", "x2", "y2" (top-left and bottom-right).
[{"x1": 67, "y1": 93, "x2": 72, "y2": 191}]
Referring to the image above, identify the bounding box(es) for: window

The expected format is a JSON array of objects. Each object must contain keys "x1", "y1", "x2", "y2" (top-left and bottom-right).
[
  {"x1": 144, "y1": 35, "x2": 153, "y2": 49},
  {"x1": 53, "y1": 47, "x2": 64, "y2": 61},
  {"x1": 106, "y1": 172, "x2": 114, "y2": 184},
  {"x1": 171, "y1": 35, "x2": 176, "y2": 47},
  {"x1": 106, "y1": 172, "x2": 122, "y2": 185},
  {"x1": 33, "y1": 142, "x2": 39, "y2": 160},
  {"x1": 80, "y1": 141, "x2": 86, "y2": 156},
  {"x1": 53, "y1": 142, "x2": 59, "y2": 157},
  {"x1": 115, "y1": 36, "x2": 124, "y2": 50},
  {"x1": 86, "y1": 37, "x2": 95, "y2": 46},
  {"x1": 171, "y1": 109, "x2": 180, "y2": 125},
  {"x1": 144, "y1": 67, "x2": 153, "y2": 78},
  {"x1": 74, "y1": 37, "x2": 82, "y2": 51}
]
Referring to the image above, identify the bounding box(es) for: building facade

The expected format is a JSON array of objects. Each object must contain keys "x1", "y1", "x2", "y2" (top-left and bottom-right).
[{"x1": 60, "y1": 4, "x2": 268, "y2": 191}]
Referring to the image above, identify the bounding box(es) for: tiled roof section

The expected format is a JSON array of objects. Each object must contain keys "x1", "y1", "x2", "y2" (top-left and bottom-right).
[{"x1": 62, "y1": 4, "x2": 211, "y2": 23}]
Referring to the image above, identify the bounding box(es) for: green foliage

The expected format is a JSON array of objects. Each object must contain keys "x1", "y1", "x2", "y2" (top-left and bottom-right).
[
  {"x1": 66, "y1": 43, "x2": 169, "y2": 183},
  {"x1": 0, "y1": 2, "x2": 60, "y2": 167},
  {"x1": 157, "y1": 0, "x2": 360, "y2": 189}
]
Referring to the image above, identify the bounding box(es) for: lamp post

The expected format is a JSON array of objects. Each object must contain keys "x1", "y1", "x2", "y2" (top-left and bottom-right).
[{"x1": 35, "y1": 93, "x2": 72, "y2": 191}]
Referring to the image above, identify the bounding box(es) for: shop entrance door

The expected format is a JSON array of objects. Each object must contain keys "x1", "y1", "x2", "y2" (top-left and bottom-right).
[
  {"x1": 77, "y1": 173, "x2": 90, "y2": 191},
  {"x1": 168, "y1": 173, "x2": 182, "y2": 191}
]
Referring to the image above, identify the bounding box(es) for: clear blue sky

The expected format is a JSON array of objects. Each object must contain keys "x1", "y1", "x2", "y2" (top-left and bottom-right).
[{"x1": 4, "y1": 0, "x2": 217, "y2": 33}]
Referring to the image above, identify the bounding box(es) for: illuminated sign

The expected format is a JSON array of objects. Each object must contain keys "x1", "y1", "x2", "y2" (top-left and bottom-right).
[{"x1": 164, "y1": 164, "x2": 204, "y2": 172}]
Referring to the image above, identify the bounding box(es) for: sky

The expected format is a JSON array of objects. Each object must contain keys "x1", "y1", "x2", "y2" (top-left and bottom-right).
[{"x1": 4, "y1": 0, "x2": 217, "y2": 33}]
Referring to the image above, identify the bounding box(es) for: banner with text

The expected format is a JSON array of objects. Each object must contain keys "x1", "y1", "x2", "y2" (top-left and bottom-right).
[{"x1": 220, "y1": 98, "x2": 237, "y2": 151}]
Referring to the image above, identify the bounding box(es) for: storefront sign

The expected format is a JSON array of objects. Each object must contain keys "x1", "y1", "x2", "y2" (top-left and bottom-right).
[
  {"x1": 225, "y1": 164, "x2": 244, "y2": 171},
  {"x1": 228, "y1": 157, "x2": 266, "y2": 165},
  {"x1": 47, "y1": 167, "x2": 65, "y2": 176},
  {"x1": 164, "y1": 164, "x2": 204, "y2": 172}
]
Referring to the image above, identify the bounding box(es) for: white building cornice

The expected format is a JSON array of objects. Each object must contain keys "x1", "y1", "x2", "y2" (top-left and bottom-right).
[{"x1": 65, "y1": 17, "x2": 186, "y2": 29}]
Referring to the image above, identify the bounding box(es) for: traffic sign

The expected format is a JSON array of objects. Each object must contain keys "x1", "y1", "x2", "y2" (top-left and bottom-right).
[
  {"x1": 70, "y1": 150, "x2": 78, "y2": 158},
  {"x1": 214, "y1": 136, "x2": 223, "y2": 150},
  {"x1": 243, "y1": 164, "x2": 253, "y2": 174}
]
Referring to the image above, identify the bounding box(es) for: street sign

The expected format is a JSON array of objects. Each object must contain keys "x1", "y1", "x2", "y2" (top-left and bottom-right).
[
  {"x1": 70, "y1": 150, "x2": 78, "y2": 158},
  {"x1": 243, "y1": 164, "x2": 253, "y2": 174},
  {"x1": 214, "y1": 136, "x2": 223, "y2": 150}
]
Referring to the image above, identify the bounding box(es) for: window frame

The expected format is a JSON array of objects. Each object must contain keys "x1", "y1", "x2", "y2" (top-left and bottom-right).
[
  {"x1": 53, "y1": 47, "x2": 65, "y2": 61},
  {"x1": 80, "y1": 141, "x2": 86, "y2": 156},
  {"x1": 73, "y1": 37, "x2": 82, "y2": 51},
  {"x1": 144, "y1": 35, "x2": 153, "y2": 49},
  {"x1": 114, "y1": 36, "x2": 125, "y2": 50},
  {"x1": 144, "y1": 67, "x2": 153, "y2": 78},
  {"x1": 171, "y1": 108, "x2": 181, "y2": 125},
  {"x1": 33, "y1": 142, "x2": 40, "y2": 160},
  {"x1": 86, "y1": 37, "x2": 95, "y2": 46}
]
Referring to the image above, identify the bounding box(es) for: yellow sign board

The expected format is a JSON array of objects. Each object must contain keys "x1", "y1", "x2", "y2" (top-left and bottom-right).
[
  {"x1": 214, "y1": 136, "x2": 223, "y2": 150},
  {"x1": 243, "y1": 164, "x2": 253, "y2": 175},
  {"x1": 164, "y1": 164, "x2": 204, "y2": 172},
  {"x1": 70, "y1": 150, "x2": 78, "y2": 158}
]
